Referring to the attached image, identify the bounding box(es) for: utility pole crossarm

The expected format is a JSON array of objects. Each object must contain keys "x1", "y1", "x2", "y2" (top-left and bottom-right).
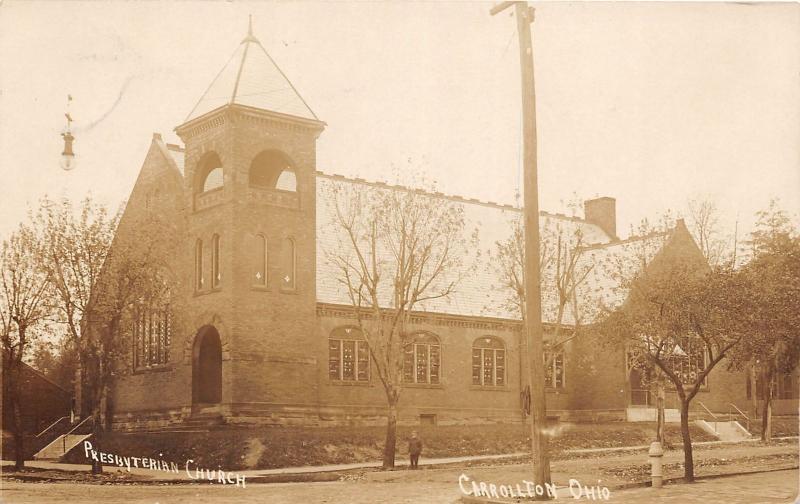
[{"x1": 489, "y1": 1, "x2": 515, "y2": 16}]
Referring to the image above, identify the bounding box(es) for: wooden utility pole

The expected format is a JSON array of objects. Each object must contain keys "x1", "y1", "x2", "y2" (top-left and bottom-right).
[{"x1": 491, "y1": 0, "x2": 552, "y2": 494}]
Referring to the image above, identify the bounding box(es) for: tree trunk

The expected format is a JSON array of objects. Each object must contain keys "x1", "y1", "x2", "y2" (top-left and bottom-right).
[
  {"x1": 74, "y1": 362, "x2": 82, "y2": 419},
  {"x1": 761, "y1": 374, "x2": 774, "y2": 442},
  {"x1": 382, "y1": 400, "x2": 398, "y2": 469},
  {"x1": 91, "y1": 412, "x2": 103, "y2": 474},
  {"x1": 749, "y1": 365, "x2": 758, "y2": 419},
  {"x1": 103, "y1": 383, "x2": 114, "y2": 432},
  {"x1": 680, "y1": 400, "x2": 694, "y2": 482},
  {"x1": 12, "y1": 392, "x2": 25, "y2": 471},
  {"x1": 90, "y1": 357, "x2": 104, "y2": 474},
  {"x1": 656, "y1": 382, "x2": 665, "y2": 444}
]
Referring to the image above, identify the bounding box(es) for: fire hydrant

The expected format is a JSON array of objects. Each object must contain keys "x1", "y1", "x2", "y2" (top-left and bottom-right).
[{"x1": 649, "y1": 441, "x2": 664, "y2": 488}]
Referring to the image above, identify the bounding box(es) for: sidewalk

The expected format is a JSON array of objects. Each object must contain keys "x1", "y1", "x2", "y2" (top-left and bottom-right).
[
  {"x1": 3, "y1": 436, "x2": 796, "y2": 483},
  {"x1": 1, "y1": 451, "x2": 529, "y2": 481}
]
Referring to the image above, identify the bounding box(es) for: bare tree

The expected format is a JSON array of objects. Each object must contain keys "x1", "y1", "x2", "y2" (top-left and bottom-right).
[
  {"x1": 491, "y1": 211, "x2": 595, "y2": 422},
  {"x1": 324, "y1": 179, "x2": 475, "y2": 469},
  {"x1": 0, "y1": 225, "x2": 52, "y2": 470},
  {"x1": 685, "y1": 197, "x2": 730, "y2": 267}
]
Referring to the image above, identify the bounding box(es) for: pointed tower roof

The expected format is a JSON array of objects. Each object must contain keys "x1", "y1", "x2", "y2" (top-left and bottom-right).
[{"x1": 184, "y1": 17, "x2": 318, "y2": 123}]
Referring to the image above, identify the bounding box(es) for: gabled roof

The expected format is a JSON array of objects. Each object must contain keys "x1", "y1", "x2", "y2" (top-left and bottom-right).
[
  {"x1": 315, "y1": 173, "x2": 633, "y2": 324},
  {"x1": 574, "y1": 232, "x2": 670, "y2": 321},
  {"x1": 184, "y1": 23, "x2": 318, "y2": 123},
  {"x1": 165, "y1": 143, "x2": 185, "y2": 176}
]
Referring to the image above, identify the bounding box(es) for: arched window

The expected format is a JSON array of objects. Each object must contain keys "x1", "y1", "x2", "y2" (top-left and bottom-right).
[
  {"x1": 211, "y1": 234, "x2": 221, "y2": 288},
  {"x1": 329, "y1": 326, "x2": 369, "y2": 382},
  {"x1": 195, "y1": 152, "x2": 224, "y2": 194},
  {"x1": 249, "y1": 150, "x2": 297, "y2": 192},
  {"x1": 403, "y1": 332, "x2": 441, "y2": 385},
  {"x1": 472, "y1": 337, "x2": 506, "y2": 387},
  {"x1": 250, "y1": 234, "x2": 267, "y2": 286},
  {"x1": 281, "y1": 237, "x2": 295, "y2": 290},
  {"x1": 195, "y1": 239, "x2": 204, "y2": 290}
]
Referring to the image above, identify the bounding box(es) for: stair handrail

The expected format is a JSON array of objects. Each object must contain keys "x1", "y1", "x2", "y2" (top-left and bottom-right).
[
  {"x1": 728, "y1": 403, "x2": 750, "y2": 432},
  {"x1": 35, "y1": 416, "x2": 69, "y2": 438},
  {"x1": 697, "y1": 401, "x2": 718, "y2": 420},
  {"x1": 697, "y1": 401, "x2": 718, "y2": 432},
  {"x1": 62, "y1": 415, "x2": 94, "y2": 454}
]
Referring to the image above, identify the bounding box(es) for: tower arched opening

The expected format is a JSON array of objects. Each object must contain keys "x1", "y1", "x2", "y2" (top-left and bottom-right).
[
  {"x1": 195, "y1": 152, "x2": 224, "y2": 194},
  {"x1": 249, "y1": 150, "x2": 297, "y2": 192}
]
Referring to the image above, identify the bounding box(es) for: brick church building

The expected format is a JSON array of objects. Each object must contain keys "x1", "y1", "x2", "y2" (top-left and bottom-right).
[{"x1": 106, "y1": 26, "x2": 795, "y2": 432}]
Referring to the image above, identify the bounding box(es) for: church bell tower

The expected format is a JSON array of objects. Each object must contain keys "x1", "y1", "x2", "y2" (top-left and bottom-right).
[{"x1": 175, "y1": 18, "x2": 325, "y2": 419}]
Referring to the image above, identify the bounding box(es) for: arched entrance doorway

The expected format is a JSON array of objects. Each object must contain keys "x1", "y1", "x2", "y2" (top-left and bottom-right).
[{"x1": 192, "y1": 326, "x2": 222, "y2": 404}]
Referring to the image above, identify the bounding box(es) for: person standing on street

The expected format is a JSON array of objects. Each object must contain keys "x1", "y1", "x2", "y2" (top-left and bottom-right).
[{"x1": 408, "y1": 430, "x2": 423, "y2": 469}]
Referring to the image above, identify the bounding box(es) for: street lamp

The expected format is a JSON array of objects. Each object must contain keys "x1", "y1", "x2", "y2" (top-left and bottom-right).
[
  {"x1": 60, "y1": 95, "x2": 76, "y2": 171},
  {"x1": 61, "y1": 129, "x2": 76, "y2": 171}
]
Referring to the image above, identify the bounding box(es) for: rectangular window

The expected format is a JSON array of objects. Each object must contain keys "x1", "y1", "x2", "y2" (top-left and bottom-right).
[
  {"x1": 429, "y1": 345, "x2": 440, "y2": 385},
  {"x1": 415, "y1": 344, "x2": 428, "y2": 383},
  {"x1": 342, "y1": 340, "x2": 355, "y2": 380},
  {"x1": 328, "y1": 340, "x2": 341, "y2": 380},
  {"x1": 357, "y1": 342, "x2": 369, "y2": 381},
  {"x1": 472, "y1": 349, "x2": 482, "y2": 385},
  {"x1": 496, "y1": 349, "x2": 505, "y2": 386},
  {"x1": 403, "y1": 345, "x2": 415, "y2": 383},
  {"x1": 472, "y1": 348, "x2": 483, "y2": 385},
  {"x1": 483, "y1": 350, "x2": 494, "y2": 386}
]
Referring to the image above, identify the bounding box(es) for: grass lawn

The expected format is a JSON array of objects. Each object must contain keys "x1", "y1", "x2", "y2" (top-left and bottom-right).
[
  {"x1": 747, "y1": 416, "x2": 799, "y2": 437},
  {"x1": 60, "y1": 421, "x2": 718, "y2": 471}
]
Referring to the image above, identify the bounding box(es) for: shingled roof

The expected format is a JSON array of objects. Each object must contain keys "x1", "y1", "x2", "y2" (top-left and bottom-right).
[
  {"x1": 184, "y1": 21, "x2": 318, "y2": 123},
  {"x1": 314, "y1": 173, "x2": 670, "y2": 324}
]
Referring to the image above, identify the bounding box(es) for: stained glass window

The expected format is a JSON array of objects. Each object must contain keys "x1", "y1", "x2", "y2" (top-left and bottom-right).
[
  {"x1": 133, "y1": 306, "x2": 171, "y2": 369},
  {"x1": 329, "y1": 327, "x2": 369, "y2": 382},
  {"x1": 402, "y1": 333, "x2": 441, "y2": 385},
  {"x1": 472, "y1": 337, "x2": 506, "y2": 387}
]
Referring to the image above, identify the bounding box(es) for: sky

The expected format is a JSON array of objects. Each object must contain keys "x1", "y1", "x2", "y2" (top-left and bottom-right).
[{"x1": 0, "y1": 1, "x2": 798, "y2": 241}]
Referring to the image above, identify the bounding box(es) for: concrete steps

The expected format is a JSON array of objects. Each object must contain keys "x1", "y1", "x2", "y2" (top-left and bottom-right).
[
  {"x1": 33, "y1": 434, "x2": 92, "y2": 460},
  {"x1": 694, "y1": 419, "x2": 752, "y2": 441}
]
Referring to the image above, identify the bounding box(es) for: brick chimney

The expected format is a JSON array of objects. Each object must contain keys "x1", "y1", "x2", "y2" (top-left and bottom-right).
[{"x1": 584, "y1": 197, "x2": 617, "y2": 240}]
